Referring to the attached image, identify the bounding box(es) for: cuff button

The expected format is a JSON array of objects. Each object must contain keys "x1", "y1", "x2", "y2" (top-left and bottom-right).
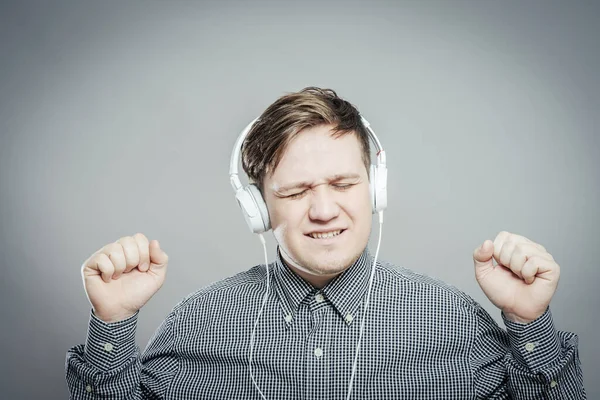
[{"x1": 525, "y1": 342, "x2": 535, "y2": 352}]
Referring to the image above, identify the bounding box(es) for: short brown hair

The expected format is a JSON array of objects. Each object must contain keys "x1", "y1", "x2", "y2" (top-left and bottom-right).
[{"x1": 241, "y1": 87, "x2": 371, "y2": 192}]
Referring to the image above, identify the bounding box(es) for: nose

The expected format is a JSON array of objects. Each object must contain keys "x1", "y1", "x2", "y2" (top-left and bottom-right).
[{"x1": 308, "y1": 186, "x2": 340, "y2": 222}]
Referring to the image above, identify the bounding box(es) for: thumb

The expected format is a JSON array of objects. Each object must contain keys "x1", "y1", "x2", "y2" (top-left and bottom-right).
[
  {"x1": 149, "y1": 240, "x2": 169, "y2": 269},
  {"x1": 473, "y1": 239, "x2": 494, "y2": 271}
]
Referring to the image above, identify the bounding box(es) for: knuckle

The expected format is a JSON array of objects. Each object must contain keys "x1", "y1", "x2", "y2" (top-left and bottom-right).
[
  {"x1": 96, "y1": 257, "x2": 112, "y2": 273},
  {"x1": 121, "y1": 239, "x2": 139, "y2": 258},
  {"x1": 106, "y1": 247, "x2": 123, "y2": 261},
  {"x1": 94, "y1": 252, "x2": 109, "y2": 265},
  {"x1": 497, "y1": 230, "x2": 510, "y2": 239},
  {"x1": 104, "y1": 242, "x2": 120, "y2": 254},
  {"x1": 506, "y1": 235, "x2": 517, "y2": 245},
  {"x1": 134, "y1": 232, "x2": 149, "y2": 244},
  {"x1": 113, "y1": 260, "x2": 126, "y2": 272},
  {"x1": 86, "y1": 253, "x2": 99, "y2": 263},
  {"x1": 83, "y1": 256, "x2": 96, "y2": 270},
  {"x1": 127, "y1": 250, "x2": 141, "y2": 265},
  {"x1": 528, "y1": 255, "x2": 543, "y2": 264},
  {"x1": 514, "y1": 243, "x2": 527, "y2": 256}
]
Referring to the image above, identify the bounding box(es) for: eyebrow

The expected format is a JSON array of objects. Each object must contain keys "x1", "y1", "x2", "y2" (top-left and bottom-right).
[{"x1": 275, "y1": 173, "x2": 362, "y2": 194}]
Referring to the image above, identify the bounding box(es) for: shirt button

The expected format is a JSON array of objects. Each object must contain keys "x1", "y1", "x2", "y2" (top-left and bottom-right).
[
  {"x1": 315, "y1": 293, "x2": 324, "y2": 303},
  {"x1": 104, "y1": 343, "x2": 114, "y2": 352},
  {"x1": 345, "y1": 313, "x2": 354, "y2": 323},
  {"x1": 85, "y1": 385, "x2": 92, "y2": 393},
  {"x1": 550, "y1": 380, "x2": 558, "y2": 388},
  {"x1": 314, "y1": 347, "x2": 323, "y2": 357},
  {"x1": 525, "y1": 342, "x2": 535, "y2": 352},
  {"x1": 284, "y1": 314, "x2": 292, "y2": 323}
]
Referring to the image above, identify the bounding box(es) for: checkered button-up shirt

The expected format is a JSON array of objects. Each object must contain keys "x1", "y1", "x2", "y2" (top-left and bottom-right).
[{"x1": 66, "y1": 246, "x2": 586, "y2": 399}]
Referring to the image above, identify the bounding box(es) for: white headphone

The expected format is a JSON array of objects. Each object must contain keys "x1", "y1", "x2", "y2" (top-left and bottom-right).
[{"x1": 229, "y1": 115, "x2": 388, "y2": 233}]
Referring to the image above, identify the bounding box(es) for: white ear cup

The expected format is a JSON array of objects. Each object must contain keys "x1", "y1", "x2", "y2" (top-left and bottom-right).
[
  {"x1": 248, "y1": 184, "x2": 270, "y2": 232},
  {"x1": 235, "y1": 184, "x2": 270, "y2": 233},
  {"x1": 373, "y1": 164, "x2": 387, "y2": 212},
  {"x1": 369, "y1": 164, "x2": 388, "y2": 213},
  {"x1": 369, "y1": 164, "x2": 377, "y2": 214}
]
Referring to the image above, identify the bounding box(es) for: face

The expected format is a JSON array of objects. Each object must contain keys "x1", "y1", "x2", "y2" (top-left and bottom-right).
[{"x1": 263, "y1": 124, "x2": 373, "y2": 287}]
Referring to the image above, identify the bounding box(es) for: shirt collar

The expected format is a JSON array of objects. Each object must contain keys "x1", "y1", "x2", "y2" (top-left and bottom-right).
[
  {"x1": 272, "y1": 245, "x2": 374, "y2": 327},
  {"x1": 272, "y1": 247, "x2": 314, "y2": 322}
]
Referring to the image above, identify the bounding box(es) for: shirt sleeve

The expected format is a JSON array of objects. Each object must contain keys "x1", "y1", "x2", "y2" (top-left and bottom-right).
[
  {"x1": 65, "y1": 309, "x2": 179, "y2": 399},
  {"x1": 470, "y1": 305, "x2": 586, "y2": 399}
]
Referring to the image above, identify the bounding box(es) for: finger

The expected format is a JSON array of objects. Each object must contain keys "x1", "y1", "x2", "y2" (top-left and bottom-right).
[
  {"x1": 100, "y1": 242, "x2": 126, "y2": 279},
  {"x1": 149, "y1": 240, "x2": 169, "y2": 270},
  {"x1": 522, "y1": 256, "x2": 542, "y2": 284},
  {"x1": 492, "y1": 231, "x2": 511, "y2": 264},
  {"x1": 509, "y1": 243, "x2": 553, "y2": 277},
  {"x1": 117, "y1": 236, "x2": 141, "y2": 274},
  {"x1": 498, "y1": 239, "x2": 518, "y2": 271},
  {"x1": 521, "y1": 256, "x2": 560, "y2": 284},
  {"x1": 86, "y1": 253, "x2": 115, "y2": 283},
  {"x1": 493, "y1": 230, "x2": 538, "y2": 264},
  {"x1": 473, "y1": 239, "x2": 494, "y2": 271},
  {"x1": 496, "y1": 231, "x2": 548, "y2": 251},
  {"x1": 134, "y1": 233, "x2": 150, "y2": 272}
]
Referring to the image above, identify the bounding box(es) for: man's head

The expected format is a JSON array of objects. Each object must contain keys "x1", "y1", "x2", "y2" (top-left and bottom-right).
[{"x1": 241, "y1": 87, "x2": 373, "y2": 287}]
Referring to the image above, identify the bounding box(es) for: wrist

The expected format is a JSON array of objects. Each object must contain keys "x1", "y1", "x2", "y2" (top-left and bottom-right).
[
  {"x1": 93, "y1": 309, "x2": 137, "y2": 324},
  {"x1": 503, "y1": 311, "x2": 535, "y2": 324},
  {"x1": 502, "y1": 305, "x2": 550, "y2": 325}
]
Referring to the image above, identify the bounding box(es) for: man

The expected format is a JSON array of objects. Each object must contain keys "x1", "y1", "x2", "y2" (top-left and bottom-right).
[{"x1": 65, "y1": 87, "x2": 586, "y2": 399}]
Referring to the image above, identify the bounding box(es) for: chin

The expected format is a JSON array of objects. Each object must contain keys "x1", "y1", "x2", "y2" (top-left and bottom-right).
[{"x1": 299, "y1": 248, "x2": 360, "y2": 275}]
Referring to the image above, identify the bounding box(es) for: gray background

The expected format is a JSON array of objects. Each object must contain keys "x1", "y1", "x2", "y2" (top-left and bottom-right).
[{"x1": 0, "y1": 0, "x2": 598, "y2": 398}]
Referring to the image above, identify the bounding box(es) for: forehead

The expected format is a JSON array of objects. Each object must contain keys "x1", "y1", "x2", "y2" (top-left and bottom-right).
[{"x1": 269, "y1": 125, "x2": 366, "y2": 184}]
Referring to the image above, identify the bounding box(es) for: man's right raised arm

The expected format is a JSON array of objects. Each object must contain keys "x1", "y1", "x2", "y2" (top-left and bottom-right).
[
  {"x1": 66, "y1": 233, "x2": 174, "y2": 399},
  {"x1": 65, "y1": 308, "x2": 178, "y2": 399}
]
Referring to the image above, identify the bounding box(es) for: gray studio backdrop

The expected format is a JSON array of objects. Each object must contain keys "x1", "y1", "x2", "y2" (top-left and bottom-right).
[{"x1": 0, "y1": 1, "x2": 598, "y2": 398}]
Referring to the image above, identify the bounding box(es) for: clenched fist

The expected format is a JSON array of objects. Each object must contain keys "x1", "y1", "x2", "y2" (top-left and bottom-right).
[
  {"x1": 473, "y1": 231, "x2": 560, "y2": 324},
  {"x1": 81, "y1": 233, "x2": 169, "y2": 323}
]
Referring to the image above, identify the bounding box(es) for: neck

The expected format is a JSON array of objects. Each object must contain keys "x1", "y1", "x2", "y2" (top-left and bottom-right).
[
  {"x1": 287, "y1": 265, "x2": 339, "y2": 289},
  {"x1": 278, "y1": 248, "x2": 355, "y2": 289}
]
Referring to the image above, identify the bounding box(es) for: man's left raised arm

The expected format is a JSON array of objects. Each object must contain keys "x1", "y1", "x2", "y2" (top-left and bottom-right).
[{"x1": 470, "y1": 231, "x2": 586, "y2": 399}]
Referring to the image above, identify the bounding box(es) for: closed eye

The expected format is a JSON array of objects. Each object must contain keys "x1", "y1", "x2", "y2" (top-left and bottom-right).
[
  {"x1": 286, "y1": 190, "x2": 308, "y2": 200},
  {"x1": 332, "y1": 183, "x2": 354, "y2": 190},
  {"x1": 284, "y1": 183, "x2": 355, "y2": 199}
]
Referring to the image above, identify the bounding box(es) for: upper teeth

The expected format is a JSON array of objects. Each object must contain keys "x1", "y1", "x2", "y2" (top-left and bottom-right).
[{"x1": 310, "y1": 230, "x2": 342, "y2": 239}]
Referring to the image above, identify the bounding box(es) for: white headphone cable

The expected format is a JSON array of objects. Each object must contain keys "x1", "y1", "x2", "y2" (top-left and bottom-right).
[
  {"x1": 346, "y1": 210, "x2": 384, "y2": 400},
  {"x1": 249, "y1": 233, "x2": 269, "y2": 400}
]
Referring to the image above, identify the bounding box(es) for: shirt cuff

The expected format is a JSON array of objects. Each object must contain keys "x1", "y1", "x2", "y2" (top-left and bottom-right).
[
  {"x1": 83, "y1": 309, "x2": 139, "y2": 372},
  {"x1": 502, "y1": 307, "x2": 561, "y2": 372}
]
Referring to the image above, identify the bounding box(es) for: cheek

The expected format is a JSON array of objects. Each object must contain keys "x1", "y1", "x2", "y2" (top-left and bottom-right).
[
  {"x1": 344, "y1": 189, "x2": 371, "y2": 216},
  {"x1": 270, "y1": 202, "x2": 305, "y2": 232},
  {"x1": 272, "y1": 221, "x2": 288, "y2": 242}
]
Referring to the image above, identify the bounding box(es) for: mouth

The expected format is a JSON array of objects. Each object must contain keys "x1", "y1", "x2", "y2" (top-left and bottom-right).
[{"x1": 305, "y1": 229, "x2": 346, "y2": 240}]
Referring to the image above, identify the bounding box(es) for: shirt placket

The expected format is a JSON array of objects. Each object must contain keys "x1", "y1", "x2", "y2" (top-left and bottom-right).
[{"x1": 305, "y1": 292, "x2": 331, "y2": 400}]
